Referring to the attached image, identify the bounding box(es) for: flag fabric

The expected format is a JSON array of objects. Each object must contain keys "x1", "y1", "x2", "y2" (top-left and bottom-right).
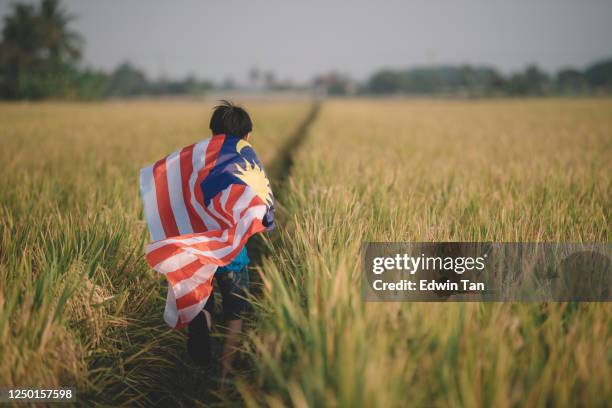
[{"x1": 139, "y1": 134, "x2": 274, "y2": 329}]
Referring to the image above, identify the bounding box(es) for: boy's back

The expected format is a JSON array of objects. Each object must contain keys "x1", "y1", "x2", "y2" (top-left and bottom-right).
[{"x1": 139, "y1": 101, "x2": 274, "y2": 377}]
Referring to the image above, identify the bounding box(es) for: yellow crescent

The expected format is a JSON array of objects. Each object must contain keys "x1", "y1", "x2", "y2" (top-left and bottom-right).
[{"x1": 236, "y1": 139, "x2": 252, "y2": 154}]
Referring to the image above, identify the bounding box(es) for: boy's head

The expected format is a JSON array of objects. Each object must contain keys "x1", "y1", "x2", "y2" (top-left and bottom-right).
[{"x1": 209, "y1": 100, "x2": 252, "y2": 138}]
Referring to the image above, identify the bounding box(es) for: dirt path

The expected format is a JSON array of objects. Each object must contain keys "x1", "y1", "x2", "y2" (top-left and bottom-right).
[
  {"x1": 197, "y1": 101, "x2": 322, "y2": 406},
  {"x1": 247, "y1": 101, "x2": 321, "y2": 267},
  {"x1": 267, "y1": 101, "x2": 321, "y2": 189}
]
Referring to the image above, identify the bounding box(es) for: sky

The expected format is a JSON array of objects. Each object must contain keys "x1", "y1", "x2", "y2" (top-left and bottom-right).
[{"x1": 1, "y1": 0, "x2": 612, "y2": 83}]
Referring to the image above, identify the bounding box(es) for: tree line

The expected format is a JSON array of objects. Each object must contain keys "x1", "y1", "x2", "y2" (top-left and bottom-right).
[
  {"x1": 0, "y1": 0, "x2": 216, "y2": 100},
  {"x1": 1, "y1": 0, "x2": 611, "y2": 100},
  {"x1": 363, "y1": 61, "x2": 612, "y2": 96}
]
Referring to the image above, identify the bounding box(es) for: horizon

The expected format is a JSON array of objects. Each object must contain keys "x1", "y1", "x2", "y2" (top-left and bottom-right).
[{"x1": 1, "y1": 0, "x2": 612, "y2": 84}]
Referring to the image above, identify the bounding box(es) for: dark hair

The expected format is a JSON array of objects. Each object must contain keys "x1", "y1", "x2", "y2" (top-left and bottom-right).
[{"x1": 209, "y1": 100, "x2": 252, "y2": 138}]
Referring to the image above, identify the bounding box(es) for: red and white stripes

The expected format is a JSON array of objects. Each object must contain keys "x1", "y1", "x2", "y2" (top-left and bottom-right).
[
  {"x1": 139, "y1": 135, "x2": 270, "y2": 328},
  {"x1": 145, "y1": 187, "x2": 266, "y2": 328},
  {"x1": 140, "y1": 135, "x2": 225, "y2": 241}
]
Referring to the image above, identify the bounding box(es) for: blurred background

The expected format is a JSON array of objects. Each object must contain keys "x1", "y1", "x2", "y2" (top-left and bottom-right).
[{"x1": 1, "y1": 0, "x2": 611, "y2": 100}]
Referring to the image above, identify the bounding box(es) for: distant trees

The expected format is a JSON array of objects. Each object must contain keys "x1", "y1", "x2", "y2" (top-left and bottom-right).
[
  {"x1": 247, "y1": 66, "x2": 288, "y2": 90},
  {"x1": 0, "y1": 0, "x2": 213, "y2": 100},
  {"x1": 364, "y1": 59, "x2": 612, "y2": 96},
  {"x1": 367, "y1": 66, "x2": 501, "y2": 95},
  {"x1": 106, "y1": 63, "x2": 148, "y2": 97},
  {"x1": 584, "y1": 59, "x2": 612, "y2": 88},
  {"x1": 1, "y1": 0, "x2": 611, "y2": 100},
  {"x1": 313, "y1": 72, "x2": 354, "y2": 96},
  {"x1": 504, "y1": 65, "x2": 551, "y2": 96},
  {"x1": 0, "y1": 0, "x2": 82, "y2": 99},
  {"x1": 101, "y1": 63, "x2": 213, "y2": 97},
  {"x1": 556, "y1": 69, "x2": 588, "y2": 94}
]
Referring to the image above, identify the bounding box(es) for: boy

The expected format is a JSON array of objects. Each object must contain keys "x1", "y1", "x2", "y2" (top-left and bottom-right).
[{"x1": 185, "y1": 101, "x2": 273, "y2": 382}]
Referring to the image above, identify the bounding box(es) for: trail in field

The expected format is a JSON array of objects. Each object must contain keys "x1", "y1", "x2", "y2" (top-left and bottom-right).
[
  {"x1": 128, "y1": 101, "x2": 322, "y2": 407},
  {"x1": 203, "y1": 101, "x2": 322, "y2": 405},
  {"x1": 267, "y1": 102, "x2": 321, "y2": 188},
  {"x1": 247, "y1": 101, "x2": 321, "y2": 266}
]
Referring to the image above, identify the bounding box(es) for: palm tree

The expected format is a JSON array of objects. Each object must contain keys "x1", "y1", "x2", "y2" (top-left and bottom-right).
[
  {"x1": 38, "y1": 0, "x2": 82, "y2": 66},
  {"x1": 0, "y1": 0, "x2": 83, "y2": 99}
]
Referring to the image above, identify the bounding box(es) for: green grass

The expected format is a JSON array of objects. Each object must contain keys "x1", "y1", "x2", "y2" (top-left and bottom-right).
[
  {"x1": 0, "y1": 98, "x2": 610, "y2": 407},
  {"x1": 0, "y1": 100, "x2": 310, "y2": 406},
  {"x1": 241, "y1": 99, "x2": 611, "y2": 407}
]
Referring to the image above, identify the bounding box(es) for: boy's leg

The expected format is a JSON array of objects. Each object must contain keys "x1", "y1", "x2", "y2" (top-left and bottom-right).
[
  {"x1": 221, "y1": 319, "x2": 243, "y2": 380},
  {"x1": 216, "y1": 267, "x2": 251, "y2": 381},
  {"x1": 186, "y1": 289, "x2": 215, "y2": 365},
  {"x1": 202, "y1": 309, "x2": 212, "y2": 330}
]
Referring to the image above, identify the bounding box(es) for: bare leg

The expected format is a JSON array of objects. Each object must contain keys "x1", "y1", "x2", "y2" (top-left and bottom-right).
[
  {"x1": 221, "y1": 319, "x2": 243, "y2": 382},
  {"x1": 202, "y1": 310, "x2": 212, "y2": 330}
]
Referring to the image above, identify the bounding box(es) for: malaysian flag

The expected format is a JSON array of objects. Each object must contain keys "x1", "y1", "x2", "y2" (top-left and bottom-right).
[{"x1": 139, "y1": 134, "x2": 274, "y2": 329}]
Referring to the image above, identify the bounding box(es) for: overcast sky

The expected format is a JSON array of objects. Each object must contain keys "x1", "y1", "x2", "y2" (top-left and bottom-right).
[{"x1": 2, "y1": 0, "x2": 611, "y2": 83}]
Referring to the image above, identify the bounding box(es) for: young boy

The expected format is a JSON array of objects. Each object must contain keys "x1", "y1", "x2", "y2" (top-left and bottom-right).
[{"x1": 186, "y1": 101, "x2": 270, "y2": 381}]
